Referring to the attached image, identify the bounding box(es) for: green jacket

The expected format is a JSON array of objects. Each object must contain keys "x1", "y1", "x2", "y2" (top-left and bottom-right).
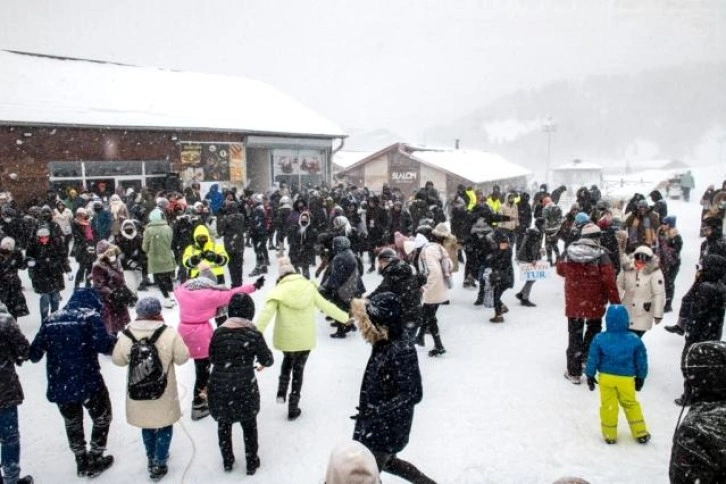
[
  {"x1": 142, "y1": 219, "x2": 176, "y2": 274},
  {"x1": 255, "y1": 274, "x2": 348, "y2": 352}
]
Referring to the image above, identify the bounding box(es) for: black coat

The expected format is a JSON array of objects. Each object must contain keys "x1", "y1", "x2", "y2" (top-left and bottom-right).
[
  {"x1": 0, "y1": 303, "x2": 30, "y2": 409},
  {"x1": 287, "y1": 224, "x2": 317, "y2": 267},
  {"x1": 389, "y1": 209, "x2": 412, "y2": 237},
  {"x1": 172, "y1": 215, "x2": 195, "y2": 259},
  {"x1": 369, "y1": 259, "x2": 426, "y2": 327},
  {"x1": 516, "y1": 227, "x2": 543, "y2": 264},
  {"x1": 71, "y1": 221, "x2": 97, "y2": 266},
  {"x1": 354, "y1": 339, "x2": 422, "y2": 454},
  {"x1": 486, "y1": 236, "x2": 514, "y2": 289},
  {"x1": 0, "y1": 250, "x2": 29, "y2": 319},
  {"x1": 517, "y1": 193, "x2": 533, "y2": 233},
  {"x1": 26, "y1": 238, "x2": 68, "y2": 294},
  {"x1": 320, "y1": 247, "x2": 365, "y2": 309},
  {"x1": 208, "y1": 320, "x2": 273, "y2": 423},
  {"x1": 217, "y1": 211, "x2": 247, "y2": 253},
  {"x1": 682, "y1": 254, "x2": 726, "y2": 345}
]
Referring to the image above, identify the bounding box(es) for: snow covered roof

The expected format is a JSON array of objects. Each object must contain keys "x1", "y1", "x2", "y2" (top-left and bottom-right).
[
  {"x1": 552, "y1": 160, "x2": 603, "y2": 171},
  {"x1": 0, "y1": 50, "x2": 345, "y2": 138},
  {"x1": 332, "y1": 150, "x2": 376, "y2": 169},
  {"x1": 409, "y1": 148, "x2": 531, "y2": 183}
]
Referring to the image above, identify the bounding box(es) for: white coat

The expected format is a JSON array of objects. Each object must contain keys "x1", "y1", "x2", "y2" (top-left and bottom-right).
[
  {"x1": 418, "y1": 242, "x2": 452, "y2": 305},
  {"x1": 617, "y1": 256, "x2": 666, "y2": 332},
  {"x1": 112, "y1": 319, "x2": 190, "y2": 428}
]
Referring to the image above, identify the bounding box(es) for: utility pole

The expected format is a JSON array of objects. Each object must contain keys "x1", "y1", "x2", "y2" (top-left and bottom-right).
[{"x1": 542, "y1": 116, "x2": 557, "y2": 186}]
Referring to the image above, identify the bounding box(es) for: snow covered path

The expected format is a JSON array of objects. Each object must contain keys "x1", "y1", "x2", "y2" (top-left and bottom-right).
[{"x1": 15, "y1": 169, "x2": 720, "y2": 483}]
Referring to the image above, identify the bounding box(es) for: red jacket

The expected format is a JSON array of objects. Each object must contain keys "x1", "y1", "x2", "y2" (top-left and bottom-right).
[{"x1": 556, "y1": 239, "x2": 620, "y2": 319}]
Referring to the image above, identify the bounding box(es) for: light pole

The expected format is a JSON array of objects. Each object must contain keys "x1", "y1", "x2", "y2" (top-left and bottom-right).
[{"x1": 542, "y1": 116, "x2": 557, "y2": 187}]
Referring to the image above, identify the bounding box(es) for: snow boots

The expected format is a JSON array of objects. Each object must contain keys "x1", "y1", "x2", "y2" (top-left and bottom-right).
[
  {"x1": 248, "y1": 266, "x2": 267, "y2": 277},
  {"x1": 246, "y1": 455, "x2": 261, "y2": 476},
  {"x1": 85, "y1": 452, "x2": 114, "y2": 478},
  {"x1": 463, "y1": 275, "x2": 477, "y2": 288},
  {"x1": 637, "y1": 434, "x2": 651, "y2": 444},
  {"x1": 150, "y1": 464, "x2": 168, "y2": 481},
  {"x1": 489, "y1": 314, "x2": 504, "y2": 323},
  {"x1": 288, "y1": 393, "x2": 302, "y2": 421},
  {"x1": 330, "y1": 322, "x2": 356, "y2": 338},
  {"x1": 515, "y1": 292, "x2": 536, "y2": 307},
  {"x1": 191, "y1": 399, "x2": 210, "y2": 421},
  {"x1": 563, "y1": 372, "x2": 582, "y2": 385},
  {"x1": 428, "y1": 334, "x2": 446, "y2": 357}
]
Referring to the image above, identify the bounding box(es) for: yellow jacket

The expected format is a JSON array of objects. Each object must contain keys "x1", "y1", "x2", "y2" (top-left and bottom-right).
[
  {"x1": 182, "y1": 225, "x2": 229, "y2": 279},
  {"x1": 465, "y1": 189, "x2": 477, "y2": 211}
]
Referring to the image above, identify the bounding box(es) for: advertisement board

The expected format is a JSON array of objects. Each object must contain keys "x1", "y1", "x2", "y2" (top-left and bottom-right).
[{"x1": 180, "y1": 142, "x2": 245, "y2": 184}]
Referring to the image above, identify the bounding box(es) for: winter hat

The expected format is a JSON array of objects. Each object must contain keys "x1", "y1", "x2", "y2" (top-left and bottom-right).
[
  {"x1": 574, "y1": 212, "x2": 590, "y2": 226},
  {"x1": 36, "y1": 226, "x2": 51, "y2": 238},
  {"x1": 228, "y1": 293, "x2": 255, "y2": 320},
  {"x1": 431, "y1": 223, "x2": 452, "y2": 238},
  {"x1": 377, "y1": 248, "x2": 397, "y2": 261},
  {"x1": 156, "y1": 197, "x2": 170, "y2": 210},
  {"x1": 135, "y1": 297, "x2": 162, "y2": 319},
  {"x1": 580, "y1": 223, "x2": 601, "y2": 238},
  {"x1": 75, "y1": 207, "x2": 87, "y2": 217},
  {"x1": 325, "y1": 441, "x2": 380, "y2": 484},
  {"x1": 277, "y1": 257, "x2": 296, "y2": 277},
  {"x1": 149, "y1": 208, "x2": 163, "y2": 222},
  {"x1": 633, "y1": 245, "x2": 654, "y2": 259},
  {"x1": 703, "y1": 216, "x2": 722, "y2": 230},
  {"x1": 682, "y1": 341, "x2": 726, "y2": 405},
  {"x1": 96, "y1": 239, "x2": 111, "y2": 255},
  {"x1": 662, "y1": 216, "x2": 676, "y2": 227},
  {"x1": 0, "y1": 237, "x2": 15, "y2": 251}
]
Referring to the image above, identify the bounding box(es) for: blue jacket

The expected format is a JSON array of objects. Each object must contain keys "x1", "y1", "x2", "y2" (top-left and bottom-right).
[
  {"x1": 29, "y1": 288, "x2": 116, "y2": 404},
  {"x1": 585, "y1": 304, "x2": 648, "y2": 379},
  {"x1": 205, "y1": 184, "x2": 224, "y2": 215}
]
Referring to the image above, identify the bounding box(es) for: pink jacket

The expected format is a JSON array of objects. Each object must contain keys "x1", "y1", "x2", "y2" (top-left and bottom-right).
[{"x1": 174, "y1": 283, "x2": 256, "y2": 359}]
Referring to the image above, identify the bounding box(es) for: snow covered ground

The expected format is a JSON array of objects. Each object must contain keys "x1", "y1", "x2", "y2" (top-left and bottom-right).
[{"x1": 13, "y1": 165, "x2": 723, "y2": 483}]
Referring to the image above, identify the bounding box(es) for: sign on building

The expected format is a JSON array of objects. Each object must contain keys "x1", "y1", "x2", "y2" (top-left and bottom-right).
[{"x1": 388, "y1": 153, "x2": 420, "y2": 194}]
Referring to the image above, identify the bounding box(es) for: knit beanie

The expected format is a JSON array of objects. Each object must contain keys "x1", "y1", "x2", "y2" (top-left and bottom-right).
[
  {"x1": 662, "y1": 216, "x2": 676, "y2": 227},
  {"x1": 135, "y1": 297, "x2": 162, "y2": 319},
  {"x1": 574, "y1": 212, "x2": 590, "y2": 226},
  {"x1": 96, "y1": 239, "x2": 111, "y2": 255},
  {"x1": 325, "y1": 441, "x2": 380, "y2": 484},
  {"x1": 36, "y1": 226, "x2": 51, "y2": 238},
  {"x1": 580, "y1": 223, "x2": 601, "y2": 238},
  {"x1": 228, "y1": 293, "x2": 255, "y2": 320},
  {"x1": 277, "y1": 257, "x2": 296, "y2": 277}
]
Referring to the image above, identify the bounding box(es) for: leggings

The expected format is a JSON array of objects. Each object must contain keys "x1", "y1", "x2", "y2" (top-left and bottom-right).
[
  {"x1": 372, "y1": 451, "x2": 437, "y2": 484},
  {"x1": 193, "y1": 358, "x2": 211, "y2": 404}
]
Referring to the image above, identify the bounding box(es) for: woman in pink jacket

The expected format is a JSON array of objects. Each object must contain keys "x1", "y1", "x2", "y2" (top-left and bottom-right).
[{"x1": 174, "y1": 271, "x2": 265, "y2": 420}]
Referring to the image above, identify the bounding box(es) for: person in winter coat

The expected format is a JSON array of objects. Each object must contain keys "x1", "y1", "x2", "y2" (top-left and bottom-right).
[
  {"x1": 91, "y1": 241, "x2": 132, "y2": 335},
  {"x1": 623, "y1": 200, "x2": 660, "y2": 254},
  {"x1": 204, "y1": 183, "x2": 224, "y2": 215},
  {"x1": 0, "y1": 237, "x2": 29, "y2": 320},
  {"x1": 174, "y1": 271, "x2": 263, "y2": 421},
  {"x1": 171, "y1": 210, "x2": 194, "y2": 282},
  {"x1": 115, "y1": 219, "x2": 151, "y2": 293},
  {"x1": 53, "y1": 200, "x2": 74, "y2": 255},
  {"x1": 90, "y1": 200, "x2": 112, "y2": 241},
  {"x1": 370, "y1": 248, "x2": 426, "y2": 341},
  {"x1": 208, "y1": 294, "x2": 273, "y2": 475},
  {"x1": 515, "y1": 217, "x2": 545, "y2": 307},
  {"x1": 29, "y1": 287, "x2": 116, "y2": 478},
  {"x1": 498, "y1": 192, "x2": 519, "y2": 246},
  {"x1": 26, "y1": 225, "x2": 71, "y2": 321},
  {"x1": 350, "y1": 293, "x2": 436, "y2": 484},
  {"x1": 388, "y1": 201, "x2": 413, "y2": 241},
  {"x1": 616, "y1": 245, "x2": 666, "y2": 337},
  {"x1": 585, "y1": 304, "x2": 650, "y2": 444},
  {"x1": 182, "y1": 224, "x2": 229, "y2": 282},
  {"x1": 325, "y1": 441, "x2": 380, "y2": 484},
  {"x1": 142, "y1": 210, "x2": 177, "y2": 308},
  {"x1": 365, "y1": 197, "x2": 390, "y2": 272},
  {"x1": 431, "y1": 223, "x2": 460, "y2": 274},
  {"x1": 674, "y1": 253, "x2": 726, "y2": 406},
  {"x1": 414, "y1": 231, "x2": 452, "y2": 357},
  {"x1": 0, "y1": 207, "x2": 26, "y2": 251},
  {"x1": 656, "y1": 216, "x2": 682, "y2": 313},
  {"x1": 669, "y1": 341, "x2": 726, "y2": 483},
  {"x1": 216, "y1": 201, "x2": 247, "y2": 287},
  {"x1": 287, "y1": 210, "x2": 317, "y2": 278},
  {"x1": 0, "y1": 302, "x2": 33, "y2": 484},
  {"x1": 678, "y1": 170, "x2": 696, "y2": 203},
  {"x1": 248, "y1": 194, "x2": 270, "y2": 276},
  {"x1": 598, "y1": 214, "x2": 623, "y2": 275},
  {"x1": 541, "y1": 197, "x2": 563, "y2": 264},
  {"x1": 255, "y1": 260, "x2": 349, "y2": 421},
  {"x1": 515, "y1": 192, "x2": 533, "y2": 248},
  {"x1": 649, "y1": 190, "x2": 667, "y2": 221},
  {"x1": 71, "y1": 207, "x2": 97, "y2": 288},
  {"x1": 108, "y1": 194, "x2": 130, "y2": 237},
  {"x1": 486, "y1": 229, "x2": 515, "y2": 323},
  {"x1": 320, "y1": 237, "x2": 365, "y2": 338},
  {"x1": 557, "y1": 223, "x2": 621, "y2": 384},
  {"x1": 111, "y1": 297, "x2": 190, "y2": 481}
]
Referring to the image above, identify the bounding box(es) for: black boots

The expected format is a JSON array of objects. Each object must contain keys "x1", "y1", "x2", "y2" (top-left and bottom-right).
[
  {"x1": 288, "y1": 393, "x2": 302, "y2": 420},
  {"x1": 473, "y1": 293, "x2": 484, "y2": 306},
  {"x1": 192, "y1": 398, "x2": 210, "y2": 421},
  {"x1": 428, "y1": 334, "x2": 446, "y2": 357},
  {"x1": 330, "y1": 322, "x2": 356, "y2": 338},
  {"x1": 246, "y1": 455, "x2": 261, "y2": 475},
  {"x1": 665, "y1": 324, "x2": 685, "y2": 336},
  {"x1": 150, "y1": 463, "x2": 168, "y2": 481},
  {"x1": 85, "y1": 452, "x2": 114, "y2": 478}
]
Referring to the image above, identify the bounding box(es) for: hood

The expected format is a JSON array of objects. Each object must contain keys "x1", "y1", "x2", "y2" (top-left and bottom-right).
[
  {"x1": 519, "y1": 192, "x2": 530, "y2": 203},
  {"x1": 209, "y1": 183, "x2": 219, "y2": 193},
  {"x1": 566, "y1": 238, "x2": 603, "y2": 263},
  {"x1": 605, "y1": 305, "x2": 629, "y2": 333},
  {"x1": 193, "y1": 224, "x2": 212, "y2": 240},
  {"x1": 332, "y1": 236, "x2": 351, "y2": 255},
  {"x1": 65, "y1": 287, "x2": 103, "y2": 313},
  {"x1": 621, "y1": 246, "x2": 660, "y2": 274},
  {"x1": 649, "y1": 190, "x2": 663, "y2": 202},
  {"x1": 120, "y1": 219, "x2": 138, "y2": 239},
  {"x1": 683, "y1": 341, "x2": 726, "y2": 404},
  {"x1": 701, "y1": 254, "x2": 726, "y2": 282},
  {"x1": 267, "y1": 274, "x2": 319, "y2": 310},
  {"x1": 325, "y1": 441, "x2": 380, "y2": 484}
]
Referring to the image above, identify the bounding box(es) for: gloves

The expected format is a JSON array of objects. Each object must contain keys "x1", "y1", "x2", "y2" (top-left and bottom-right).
[
  {"x1": 635, "y1": 377, "x2": 644, "y2": 392},
  {"x1": 586, "y1": 376, "x2": 597, "y2": 391},
  {"x1": 253, "y1": 276, "x2": 266, "y2": 290},
  {"x1": 189, "y1": 255, "x2": 201, "y2": 266},
  {"x1": 127, "y1": 260, "x2": 139, "y2": 270},
  {"x1": 203, "y1": 250, "x2": 218, "y2": 263}
]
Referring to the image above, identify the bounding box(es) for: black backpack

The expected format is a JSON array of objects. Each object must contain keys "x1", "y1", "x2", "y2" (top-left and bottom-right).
[{"x1": 122, "y1": 326, "x2": 168, "y2": 400}]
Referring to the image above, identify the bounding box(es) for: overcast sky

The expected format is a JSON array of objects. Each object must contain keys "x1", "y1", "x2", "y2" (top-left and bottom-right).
[{"x1": 1, "y1": 0, "x2": 724, "y2": 141}]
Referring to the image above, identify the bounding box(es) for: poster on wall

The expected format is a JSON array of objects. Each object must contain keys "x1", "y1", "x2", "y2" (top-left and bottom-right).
[
  {"x1": 388, "y1": 153, "x2": 420, "y2": 195},
  {"x1": 272, "y1": 149, "x2": 325, "y2": 190},
  {"x1": 180, "y1": 142, "x2": 244, "y2": 185}
]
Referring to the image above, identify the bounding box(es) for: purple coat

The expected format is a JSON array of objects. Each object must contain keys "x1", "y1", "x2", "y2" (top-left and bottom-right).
[{"x1": 91, "y1": 261, "x2": 131, "y2": 334}]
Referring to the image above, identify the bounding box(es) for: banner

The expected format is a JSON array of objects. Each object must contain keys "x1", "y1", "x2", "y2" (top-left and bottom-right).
[
  {"x1": 518, "y1": 261, "x2": 551, "y2": 281},
  {"x1": 180, "y1": 142, "x2": 244, "y2": 184},
  {"x1": 388, "y1": 153, "x2": 420, "y2": 194}
]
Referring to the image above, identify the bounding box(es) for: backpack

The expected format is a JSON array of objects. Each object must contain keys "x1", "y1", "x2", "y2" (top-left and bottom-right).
[{"x1": 122, "y1": 326, "x2": 168, "y2": 401}]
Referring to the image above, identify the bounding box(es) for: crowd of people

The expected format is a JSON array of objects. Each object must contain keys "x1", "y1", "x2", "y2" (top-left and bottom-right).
[{"x1": 0, "y1": 174, "x2": 724, "y2": 483}]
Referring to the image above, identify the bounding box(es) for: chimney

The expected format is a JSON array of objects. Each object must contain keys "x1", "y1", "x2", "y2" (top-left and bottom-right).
[{"x1": 455, "y1": 139, "x2": 460, "y2": 150}]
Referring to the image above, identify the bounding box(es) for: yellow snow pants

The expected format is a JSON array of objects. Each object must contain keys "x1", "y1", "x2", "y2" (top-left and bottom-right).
[{"x1": 598, "y1": 373, "x2": 649, "y2": 441}]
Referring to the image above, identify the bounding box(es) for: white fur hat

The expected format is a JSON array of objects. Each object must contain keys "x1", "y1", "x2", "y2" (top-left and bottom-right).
[{"x1": 277, "y1": 257, "x2": 296, "y2": 277}]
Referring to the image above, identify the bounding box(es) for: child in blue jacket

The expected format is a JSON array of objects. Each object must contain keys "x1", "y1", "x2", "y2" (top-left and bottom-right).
[{"x1": 585, "y1": 304, "x2": 650, "y2": 444}]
